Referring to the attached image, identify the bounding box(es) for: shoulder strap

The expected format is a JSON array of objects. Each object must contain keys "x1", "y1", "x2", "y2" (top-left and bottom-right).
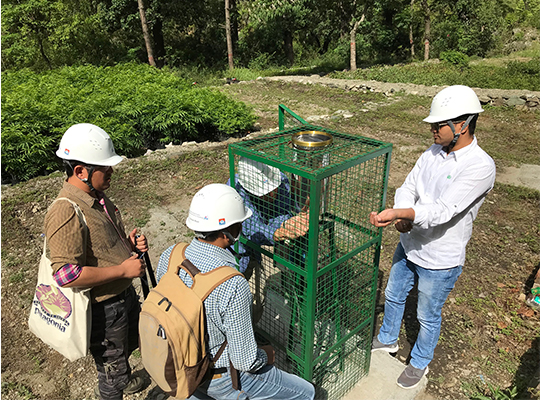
[
  {"x1": 44, "y1": 197, "x2": 88, "y2": 254},
  {"x1": 166, "y1": 242, "x2": 189, "y2": 275},
  {"x1": 166, "y1": 242, "x2": 243, "y2": 300},
  {"x1": 191, "y1": 265, "x2": 244, "y2": 301},
  {"x1": 52, "y1": 197, "x2": 88, "y2": 229}
]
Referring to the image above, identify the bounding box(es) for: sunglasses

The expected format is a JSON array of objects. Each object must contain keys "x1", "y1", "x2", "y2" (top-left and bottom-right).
[{"x1": 430, "y1": 122, "x2": 449, "y2": 131}]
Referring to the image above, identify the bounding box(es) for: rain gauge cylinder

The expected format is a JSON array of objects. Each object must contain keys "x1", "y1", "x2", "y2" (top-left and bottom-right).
[{"x1": 228, "y1": 105, "x2": 392, "y2": 400}]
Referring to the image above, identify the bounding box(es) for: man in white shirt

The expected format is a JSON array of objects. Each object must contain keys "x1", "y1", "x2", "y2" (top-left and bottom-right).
[{"x1": 369, "y1": 85, "x2": 496, "y2": 389}]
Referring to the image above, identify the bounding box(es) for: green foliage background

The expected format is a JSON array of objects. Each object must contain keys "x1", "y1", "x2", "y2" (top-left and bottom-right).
[{"x1": 1, "y1": 63, "x2": 256, "y2": 182}]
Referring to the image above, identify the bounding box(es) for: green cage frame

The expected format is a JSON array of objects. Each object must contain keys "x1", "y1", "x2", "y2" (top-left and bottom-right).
[{"x1": 228, "y1": 105, "x2": 392, "y2": 399}]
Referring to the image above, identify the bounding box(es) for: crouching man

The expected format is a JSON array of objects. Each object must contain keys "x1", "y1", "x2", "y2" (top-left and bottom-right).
[{"x1": 156, "y1": 183, "x2": 315, "y2": 400}]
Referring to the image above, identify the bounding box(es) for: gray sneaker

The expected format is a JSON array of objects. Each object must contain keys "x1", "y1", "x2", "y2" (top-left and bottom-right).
[
  {"x1": 371, "y1": 336, "x2": 399, "y2": 353},
  {"x1": 397, "y1": 365, "x2": 429, "y2": 389}
]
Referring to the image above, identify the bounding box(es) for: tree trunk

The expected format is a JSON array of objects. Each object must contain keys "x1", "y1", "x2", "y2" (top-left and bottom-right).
[
  {"x1": 421, "y1": 0, "x2": 430, "y2": 60},
  {"x1": 231, "y1": 0, "x2": 239, "y2": 50},
  {"x1": 350, "y1": 19, "x2": 361, "y2": 71},
  {"x1": 153, "y1": 16, "x2": 165, "y2": 68},
  {"x1": 284, "y1": 30, "x2": 294, "y2": 65},
  {"x1": 37, "y1": 36, "x2": 52, "y2": 69},
  {"x1": 409, "y1": 0, "x2": 415, "y2": 58},
  {"x1": 225, "y1": 0, "x2": 234, "y2": 70},
  {"x1": 137, "y1": 0, "x2": 156, "y2": 67}
]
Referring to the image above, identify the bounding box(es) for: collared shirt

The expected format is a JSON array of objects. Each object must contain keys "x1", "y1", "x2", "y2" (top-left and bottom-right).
[
  {"x1": 156, "y1": 238, "x2": 268, "y2": 371},
  {"x1": 394, "y1": 137, "x2": 496, "y2": 269},
  {"x1": 228, "y1": 173, "x2": 295, "y2": 272},
  {"x1": 44, "y1": 181, "x2": 133, "y2": 302}
]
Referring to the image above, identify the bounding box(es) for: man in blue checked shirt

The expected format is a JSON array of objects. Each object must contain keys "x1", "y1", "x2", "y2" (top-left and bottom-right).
[
  {"x1": 156, "y1": 183, "x2": 315, "y2": 400},
  {"x1": 370, "y1": 85, "x2": 496, "y2": 390},
  {"x1": 227, "y1": 157, "x2": 309, "y2": 279}
]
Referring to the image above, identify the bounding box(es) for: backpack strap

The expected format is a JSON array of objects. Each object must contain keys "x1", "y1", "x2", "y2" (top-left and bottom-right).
[
  {"x1": 166, "y1": 242, "x2": 189, "y2": 275},
  {"x1": 189, "y1": 264, "x2": 244, "y2": 301}
]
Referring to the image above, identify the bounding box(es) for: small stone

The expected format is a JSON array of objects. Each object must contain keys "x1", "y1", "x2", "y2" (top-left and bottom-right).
[
  {"x1": 519, "y1": 293, "x2": 527, "y2": 302},
  {"x1": 506, "y1": 96, "x2": 526, "y2": 106}
]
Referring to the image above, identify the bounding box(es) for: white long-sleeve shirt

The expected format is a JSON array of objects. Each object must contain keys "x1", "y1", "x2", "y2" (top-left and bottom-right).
[{"x1": 394, "y1": 137, "x2": 496, "y2": 269}]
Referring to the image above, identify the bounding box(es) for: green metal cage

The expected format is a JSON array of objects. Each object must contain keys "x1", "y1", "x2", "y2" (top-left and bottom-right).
[{"x1": 228, "y1": 106, "x2": 392, "y2": 399}]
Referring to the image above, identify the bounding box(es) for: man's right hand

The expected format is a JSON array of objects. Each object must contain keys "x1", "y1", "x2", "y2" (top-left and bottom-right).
[
  {"x1": 274, "y1": 213, "x2": 309, "y2": 241},
  {"x1": 121, "y1": 254, "x2": 146, "y2": 278},
  {"x1": 395, "y1": 219, "x2": 413, "y2": 233},
  {"x1": 260, "y1": 345, "x2": 275, "y2": 365}
]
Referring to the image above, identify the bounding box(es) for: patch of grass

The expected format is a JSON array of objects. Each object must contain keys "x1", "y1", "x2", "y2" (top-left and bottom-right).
[
  {"x1": 1, "y1": 381, "x2": 36, "y2": 400},
  {"x1": 466, "y1": 380, "x2": 519, "y2": 400},
  {"x1": 9, "y1": 270, "x2": 26, "y2": 284}
]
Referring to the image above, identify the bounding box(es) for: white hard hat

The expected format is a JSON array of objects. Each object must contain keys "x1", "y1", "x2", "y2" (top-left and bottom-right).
[
  {"x1": 56, "y1": 123, "x2": 123, "y2": 166},
  {"x1": 237, "y1": 157, "x2": 281, "y2": 196},
  {"x1": 186, "y1": 183, "x2": 253, "y2": 232},
  {"x1": 423, "y1": 85, "x2": 484, "y2": 123}
]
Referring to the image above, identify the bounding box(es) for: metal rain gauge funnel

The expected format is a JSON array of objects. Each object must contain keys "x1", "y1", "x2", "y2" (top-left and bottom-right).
[{"x1": 291, "y1": 131, "x2": 333, "y2": 215}]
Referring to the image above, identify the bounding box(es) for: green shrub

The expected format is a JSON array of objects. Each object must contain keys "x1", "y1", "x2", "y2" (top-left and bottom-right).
[
  {"x1": 507, "y1": 58, "x2": 540, "y2": 75},
  {"x1": 440, "y1": 50, "x2": 470, "y2": 68},
  {"x1": 329, "y1": 59, "x2": 539, "y2": 91},
  {"x1": 1, "y1": 63, "x2": 256, "y2": 183}
]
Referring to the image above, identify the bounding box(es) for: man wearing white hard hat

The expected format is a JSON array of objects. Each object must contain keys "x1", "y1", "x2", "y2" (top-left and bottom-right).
[
  {"x1": 227, "y1": 157, "x2": 309, "y2": 278},
  {"x1": 369, "y1": 85, "x2": 496, "y2": 389},
  {"x1": 156, "y1": 184, "x2": 315, "y2": 400},
  {"x1": 44, "y1": 123, "x2": 149, "y2": 399}
]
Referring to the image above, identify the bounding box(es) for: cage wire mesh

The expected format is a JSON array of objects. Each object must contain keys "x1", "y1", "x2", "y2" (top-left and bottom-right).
[{"x1": 229, "y1": 125, "x2": 392, "y2": 399}]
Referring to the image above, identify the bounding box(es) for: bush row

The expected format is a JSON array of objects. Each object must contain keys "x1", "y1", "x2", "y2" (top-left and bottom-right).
[
  {"x1": 330, "y1": 57, "x2": 540, "y2": 91},
  {"x1": 1, "y1": 63, "x2": 256, "y2": 183}
]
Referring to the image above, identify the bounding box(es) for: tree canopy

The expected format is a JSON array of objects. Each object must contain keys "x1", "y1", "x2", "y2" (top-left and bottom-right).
[{"x1": 2, "y1": 0, "x2": 539, "y2": 71}]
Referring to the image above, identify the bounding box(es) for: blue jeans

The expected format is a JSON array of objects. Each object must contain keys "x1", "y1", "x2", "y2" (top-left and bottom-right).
[
  {"x1": 377, "y1": 243, "x2": 462, "y2": 370},
  {"x1": 188, "y1": 365, "x2": 315, "y2": 400}
]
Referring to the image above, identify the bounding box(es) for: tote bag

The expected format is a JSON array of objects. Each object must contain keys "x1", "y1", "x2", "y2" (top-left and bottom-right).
[{"x1": 28, "y1": 198, "x2": 92, "y2": 362}]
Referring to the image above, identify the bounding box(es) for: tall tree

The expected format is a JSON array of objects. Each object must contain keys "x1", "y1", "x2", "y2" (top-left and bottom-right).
[
  {"x1": 137, "y1": 0, "x2": 157, "y2": 66},
  {"x1": 225, "y1": 0, "x2": 234, "y2": 69},
  {"x1": 420, "y1": 0, "x2": 431, "y2": 60},
  {"x1": 244, "y1": 0, "x2": 310, "y2": 65},
  {"x1": 349, "y1": 14, "x2": 365, "y2": 71},
  {"x1": 409, "y1": 0, "x2": 415, "y2": 57}
]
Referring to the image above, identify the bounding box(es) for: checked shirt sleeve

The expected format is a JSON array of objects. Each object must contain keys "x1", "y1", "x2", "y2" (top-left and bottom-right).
[
  {"x1": 221, "y1": 278, "x2": 268, "y2": 372},
  {"x1": 53, "y1": 263, "x2": 82, "y2": 286}
]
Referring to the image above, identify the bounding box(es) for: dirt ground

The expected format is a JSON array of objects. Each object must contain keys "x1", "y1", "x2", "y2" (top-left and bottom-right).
[{"x1": 2, "y1": 79, "x2": 539, "y2": 400}]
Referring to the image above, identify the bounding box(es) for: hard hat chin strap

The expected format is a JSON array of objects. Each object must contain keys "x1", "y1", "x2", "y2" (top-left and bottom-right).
[
  {"x1": 81, "y1": 166, "x2": 96, "y2": 192},
  {"x1": 64, "y1": 160, "x2": 96, "y2": 191},
  {"x1": 447, "y1": 114, "x2": 475, "y2": 149}
]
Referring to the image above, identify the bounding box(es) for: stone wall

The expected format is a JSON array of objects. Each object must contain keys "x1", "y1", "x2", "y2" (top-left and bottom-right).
[{"x1": 261, "y1": 75, "x2": 540, "y2": 111}]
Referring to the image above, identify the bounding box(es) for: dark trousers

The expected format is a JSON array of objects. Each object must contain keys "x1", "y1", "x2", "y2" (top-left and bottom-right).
[{"x1": 90, "y1": 286, "x2": 140, "y2": 400}]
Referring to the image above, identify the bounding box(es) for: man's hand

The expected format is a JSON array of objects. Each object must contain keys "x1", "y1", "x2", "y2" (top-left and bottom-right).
[
  {"x1": 260, "y1": 345, "x2": 275, "y2": 365},
  {"x1": 369, "y1": 208, "x2": 415, "y2": 228},
  {"x1": 129, "y1": 229, "x2": 148, "y2": 253},
  {"x1": 120, "y1": 254, "x2": 146, "y2": 278},
  {"x1": 369, "y1": 209, "x2": 398, "y2": 227},
  {"x1": 274, "y1": 213, "x2": 309, "y2": 241},
  {"x1": 395, "y1": 219, "x2": 413, "y2": 233}
]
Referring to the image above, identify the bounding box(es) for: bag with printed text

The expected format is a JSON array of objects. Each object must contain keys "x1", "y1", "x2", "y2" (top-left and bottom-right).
[{"x1": 28, "y1": 198, "x2": 92, "y2": 362}]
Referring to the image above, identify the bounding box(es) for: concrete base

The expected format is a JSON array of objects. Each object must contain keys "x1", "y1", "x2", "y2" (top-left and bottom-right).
[{"x1": 342, "y1": 351, "x2": 432, "y2": 400}]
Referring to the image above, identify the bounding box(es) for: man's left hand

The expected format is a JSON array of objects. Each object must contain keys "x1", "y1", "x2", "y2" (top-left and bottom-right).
[
  {"x1": 129, "y1": 229, "x2": 148, "y2": 253},
  {"x1": 370, "y1": 208, "x2": 415, "y2": 228}
]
